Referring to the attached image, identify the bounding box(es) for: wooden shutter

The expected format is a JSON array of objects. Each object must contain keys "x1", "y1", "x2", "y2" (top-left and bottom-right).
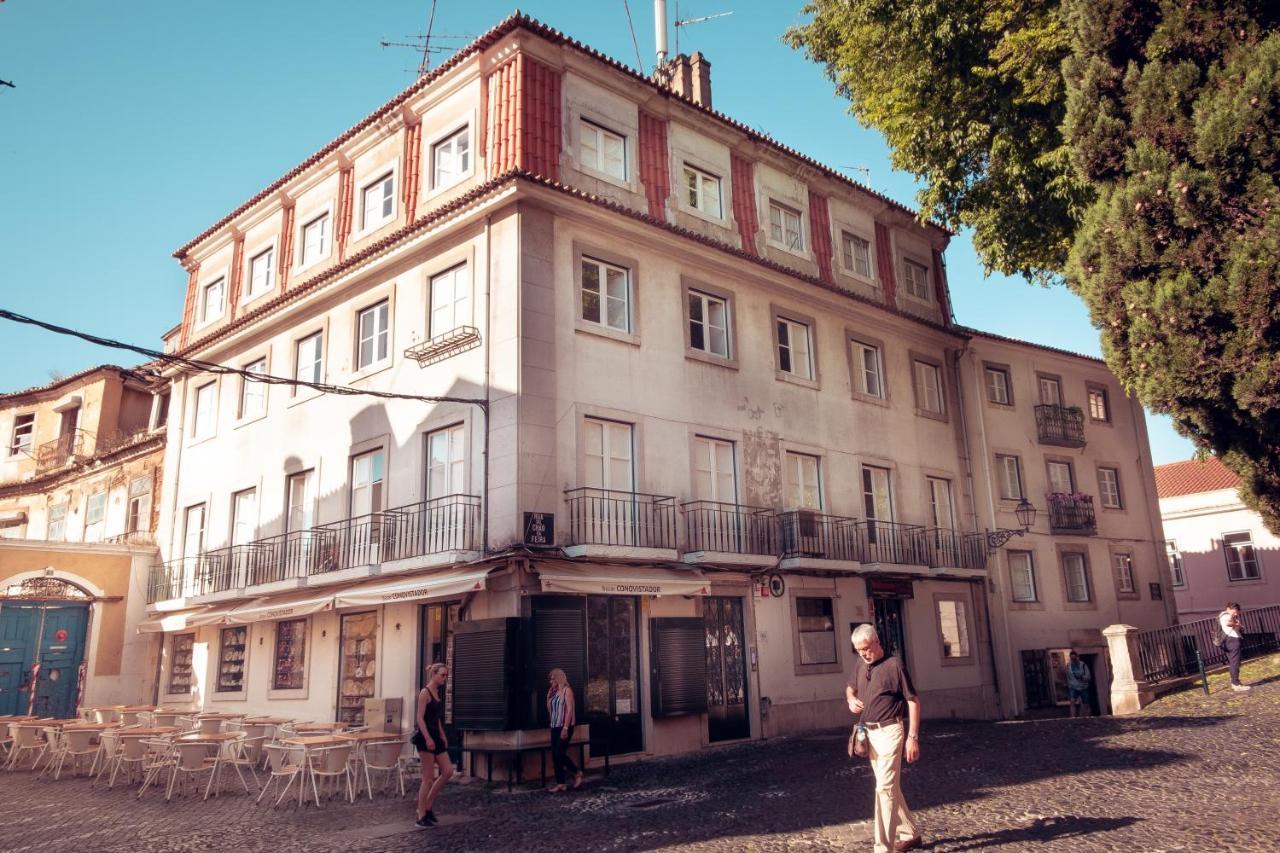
[
  {"x1": 532, "y1": 597, "x2": 587, "y2": 727},
  {"x1": 650, "y1": 617, "x2": 708, "y2": 717},
  {"x1": 452, "y1": 617, "x2": 522, "y2": 730}
]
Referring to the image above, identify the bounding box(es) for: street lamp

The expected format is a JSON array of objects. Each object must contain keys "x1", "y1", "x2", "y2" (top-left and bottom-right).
[{"x1": 986, "y1": 498, "x2": 1037, "y2": 551}]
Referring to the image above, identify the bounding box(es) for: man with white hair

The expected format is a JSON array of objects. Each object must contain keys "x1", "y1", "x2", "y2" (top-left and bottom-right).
[{"x1": 846, "y1": 623, "x2": 922, "y2": 853}]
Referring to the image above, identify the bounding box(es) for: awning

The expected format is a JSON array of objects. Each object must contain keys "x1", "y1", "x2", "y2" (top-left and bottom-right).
[
  {"x1": 0, "y1": 511, "x2": 27, "y2": 529},
  {"x1": 334, "y1": 567, "x2": 490, "y2": 608},
  {"x1": 537, "y1": 564, "x2": 710, "y2": 597},
  {"x1": 223, "y1": 589, "x2": 338, "y2": 625},
  {"x1": 137, "y1": 608, "x2": 211, "y2": 633}
]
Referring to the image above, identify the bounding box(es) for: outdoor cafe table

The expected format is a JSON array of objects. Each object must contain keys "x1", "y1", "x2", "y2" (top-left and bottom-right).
[
  {"x1": 176, "y1": 733, "x2": 241, "y2": 744},
  {"x1": 243, "y1": 716, "x2": 291, "y2": 724},
  {"x1": 280, "y1": 736, "x2": 347, "y2": 805},
  {"x1": 292, "y1": 723, "x2": 346, "y2": 733},
  {"x1": 119, "y1": 727, "x2": 178, "y2": 737}
]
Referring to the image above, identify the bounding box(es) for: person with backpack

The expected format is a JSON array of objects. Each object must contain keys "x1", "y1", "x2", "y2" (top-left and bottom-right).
[{"x1": 1220, "y1": 602, "x2": 1251, "y2": 692}]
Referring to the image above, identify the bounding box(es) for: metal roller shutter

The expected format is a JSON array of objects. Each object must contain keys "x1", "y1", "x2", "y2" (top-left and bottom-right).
[
  {"x1": 650, "y1": 616, "x2": 709, "y2": 717},
  {"x1": 533, "y1": 597, "x2": 587, "y2": 727},
  {"x1": 452, "y1": 617, "x2": 520, "y2": 730}
]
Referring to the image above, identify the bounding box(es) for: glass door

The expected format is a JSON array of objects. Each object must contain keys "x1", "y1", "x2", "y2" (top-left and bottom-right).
[
  {"x1": 704, "y1": 596, "x2": 749, "y2": 742},
  {"x1": 871, "y1": 598, "x2": 907, "y2": 662},
  {"x1": 585, "y1": 595, "x2": 642, "y2": 756},
  {"x1": 337, "y1": 611, "x2": 377, "y2": 726},
  {"x1": 420, "y1": 602, "x2": 460, "y2": 764}
]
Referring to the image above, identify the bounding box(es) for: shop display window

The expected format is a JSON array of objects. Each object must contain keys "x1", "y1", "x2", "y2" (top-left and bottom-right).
[
  {"x1": 216, "y1": 626, "x2": 248, "y2": 692},
  {"x1": 273, "y1": 618, "x2": 307, "y2": 690},
  {"x1": 338, "y1": 611, "x2": 377, "y2": 725},
  {"x1": 168, "y1": 633, "x2": 195, "y2": 694}
]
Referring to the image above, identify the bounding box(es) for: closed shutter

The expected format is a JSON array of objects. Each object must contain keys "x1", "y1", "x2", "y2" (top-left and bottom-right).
[
  {"x1": 452, "y1": 618, "x2": 521, "y2": 730},
  {"x1": 1021, "y1": 649, "x2": 1051, "y2": 709},
  {"x1": 533, "y1": 597, "x2": 587, "y2": 727},
  {"x1": 650, "y1": 617, "x2": 708, "y2": 717}
]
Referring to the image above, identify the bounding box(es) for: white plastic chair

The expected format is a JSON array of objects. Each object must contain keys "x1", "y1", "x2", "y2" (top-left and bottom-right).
[
  {"x1": 166, "y1": 741, "x2": 217, "y2": 801},
  {"x1": 4, "y1": 725, "x2": 45, "y2": 771},
  {"x1": 91, "y1": 728, "x2": 121, "y2": 783},
  {"x1": 197, "y1": 717, "x2": 224, "y2": 736},
  {"x1": 109, "y1": 735, "x2": 150, "y2": 788},
  {"x1": 55, "y1": 728, "x2": 99, "y2": 779},
  {"x1": 204, "y1": 733, "x2": 258, "y2": 800},
  {"x1": 136, "y1": 737, "x2": 176, "y2": 798},
  {"x1": 308, "y1": 744, "x2": 354, "y2": 804},
  {"x1": 361, "y1": 739, "x2": 408, "y2": 799},
  {"x1": 35, "y1": 727, "x2": 64, "y2": 778},
  {"x1": 257, "y1": 743, "x2": 306, "y2": 807}
]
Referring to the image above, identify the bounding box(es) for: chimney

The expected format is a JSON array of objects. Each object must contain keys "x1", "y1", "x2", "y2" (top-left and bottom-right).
[
  {"x1": 690, "y1": 51, "x2": 712, "y2": 109},
  {"x1": 655, "y1": 53, "x2": 712, "y2": 109}
]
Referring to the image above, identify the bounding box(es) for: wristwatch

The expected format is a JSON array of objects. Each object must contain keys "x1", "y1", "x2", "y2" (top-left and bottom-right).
[{"x1": 906, "y1": 734, "x2": 919, "y2": 741}]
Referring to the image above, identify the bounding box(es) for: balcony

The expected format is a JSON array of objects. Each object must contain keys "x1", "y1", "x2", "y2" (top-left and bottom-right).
[
  {"x1": 103, "y1": 530, "x2": 157, "y2": 546},
  {"x1": 1047, "y1": 493, "x2": 1097, "y2": 534},
  {"x1": 1034, "y1": 404, "x2": 1086, "y2": 448},
  {"x1": 564, "y1": 487, "x2": 677, "y2": 551},
  {"x1": 35, "y1": 430, "x2": 92, "y2": 471},
  {"x1": 682, "y1": 501, "x2": 779, "y2": 560},
  {"x1": 921, "y1": 527, "x2": 989, "y2": 571},
  {"x1": 779, "y1": 510, "x2": 860, "y2": 561}
]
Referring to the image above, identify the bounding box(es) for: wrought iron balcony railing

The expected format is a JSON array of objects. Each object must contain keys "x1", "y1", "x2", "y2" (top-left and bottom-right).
[
  {"x1": 35, "y1": 430, "x2": 92, "y2": 471},
  {"x1": 564, "y1": 487, "x2": 677, "y2": 549},
  {"x1": 778, "y1": 510, "x2": 860, "y2": 561},
  {"x1": 682, "y1": 501, "x2": 779, "y2": 555},
  {"x1": 1047, "y1": 493, "x2": 1097, "y2": 534},
  {"x1": 1034, "y1": 404, "x2": 1086, "y2": 447}
]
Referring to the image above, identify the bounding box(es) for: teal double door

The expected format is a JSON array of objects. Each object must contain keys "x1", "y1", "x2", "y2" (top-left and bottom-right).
[{"x1": 0, "y1": 600, "x2": 90, "y2": 719}]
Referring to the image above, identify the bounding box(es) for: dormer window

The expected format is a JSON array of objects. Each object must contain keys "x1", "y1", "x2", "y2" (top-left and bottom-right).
[
  {"x1": 300, "y1": 213, "x2": 330, "y2": 267},
  {"x1": 361, "y1": 173, "x2": 395, "y2": 230},
  {"x1": 903, "y1": 259, "x2": 931, "y2": 301},
  {"x1": 580, "y1": 120, "x2": 626, "y2": 181},
  {"x1": 200, "y1": 277, "x2": 225, "y2": 324},
  {"x1": 768, "y1": 201, "x2": 804, "y2": 251},
  {"x1": 432, "y1": 126, "x2": 471, "y2": 190}
]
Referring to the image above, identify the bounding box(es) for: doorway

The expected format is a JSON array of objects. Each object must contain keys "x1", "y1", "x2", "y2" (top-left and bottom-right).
[
  {"x1": 0, "y1": 599, "x2": 89, "y2": 719},
  {"x1": 585, "y1": 595, "x2": 643, "y2": 756},
  {"x1": 420, "y1": 602, "x2": 461, "y2": 765},
  {"x1": 704, "y1": 596, "x2": 749, "y2": 742},
  {"x1": 872, "y1": 597, "x2": 907, "y2": 661}
]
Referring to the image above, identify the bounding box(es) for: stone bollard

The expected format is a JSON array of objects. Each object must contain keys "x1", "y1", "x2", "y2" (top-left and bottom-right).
[{"x1": 1103, "y1": 624, "x2": 1156, "y2": 714}]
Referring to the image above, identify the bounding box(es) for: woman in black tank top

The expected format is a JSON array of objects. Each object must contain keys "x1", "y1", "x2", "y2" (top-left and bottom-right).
[{"x1": 413, "y1": 663, "x2": 455, "y2": 828}]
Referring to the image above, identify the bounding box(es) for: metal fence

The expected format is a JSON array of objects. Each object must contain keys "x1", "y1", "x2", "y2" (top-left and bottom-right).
[
  {"x1": 1034, "y1": 404, "x2": 1086, "y2": 447},
  {"x1": 682, "y1": 501, "x2": 779, "y2": 555},
  {"x1": 1136, "y1": 604, "x2": 1280, "y2": 683},
  {"x1": 1047, "y1": 494, "x2": 1097, "y2": 534},
  {"x1": 565, "y1": 487, "x2": 677, "y2": 549},
  {"x1": 778, "y1": 510, "x2": 860, "y2": 560}
]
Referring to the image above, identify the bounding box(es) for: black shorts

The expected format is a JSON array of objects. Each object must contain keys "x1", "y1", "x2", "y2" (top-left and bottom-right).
[{"x1": 411, "y1": 730, "x2": 448, "y2": 755}]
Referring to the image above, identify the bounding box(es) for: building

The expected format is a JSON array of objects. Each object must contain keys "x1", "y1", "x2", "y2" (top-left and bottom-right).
[
  {"x1": 143, "y1": 13, "x2": 1173, "y2": 762},
  {"x1": 1156, "y1": 457, "x2": 1277, "y2": 620},
  {"x1": 0, "y1": 364, "x2": 168, "y2": 718}
]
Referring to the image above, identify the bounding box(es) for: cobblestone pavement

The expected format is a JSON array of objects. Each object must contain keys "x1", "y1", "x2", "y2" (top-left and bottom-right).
[{"x1": 3, "y1": 655, "x2": 1278, "y2": 853}]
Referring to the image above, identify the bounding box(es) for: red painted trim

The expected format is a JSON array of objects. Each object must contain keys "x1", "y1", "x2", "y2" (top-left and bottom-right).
[
  {"x1": 178, "y1": 266, "x2": 200, "y2": 348},
  {"x1": 227, "y1": 237, "x2": 245, "y2": 320},
  {"x1": 638, "y1": 112, "x2": 670, "y2": 219},
  {"x1": 932, "y1": 249, "x2": 952, "y2": 324},
  {"x1": 730, "y1": 153, "x2": 758, "y2": 255},
  {"x1": 335, "y1": 167, "x2": 354, "y2": 261},
  {"x1": 875, "y1": 222, "x2": 897, "y2": 308},
  {"x1": 278, "y1": 205, "x2": 295, "y2": 291},
  {"x1": 808, "y1": 190, "x2": 833, "y2": 282},
  {"x1": 403, "y1": 123, "x2": 422, "y2": 223}
]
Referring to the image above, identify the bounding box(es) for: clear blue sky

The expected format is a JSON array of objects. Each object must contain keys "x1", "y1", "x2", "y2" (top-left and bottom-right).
[{"x1": 0, "y1": 0, "x2": 1194, "y2": 463}]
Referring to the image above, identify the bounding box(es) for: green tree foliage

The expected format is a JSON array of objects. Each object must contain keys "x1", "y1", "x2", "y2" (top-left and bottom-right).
[{"x1": 789, "y1": 0, "x2": 1280, "y2": 532}]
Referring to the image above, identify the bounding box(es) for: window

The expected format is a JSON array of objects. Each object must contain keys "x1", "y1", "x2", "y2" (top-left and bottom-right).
[
  {"x1": 776, "y1": 317, "x2": 813, "y2": 380},
  {"x1": 231, "y1": 488, "x2": 257, "y2": 546},
  {"x1": 682, "y1": 164, "x2": 722, "y2": 217},
  {"x1": 216, "y1": 626, "x2": 247, "y2": 693},
  {"x1": 1009, "y1": 550, "x2": 1037, "y2": 602},
  {"x1": 768, "y1": 201, "x2": 804, "y2": 251},
  {"x1": 985, "y1": 366, "x2": 1011, "y2": 405},
  {"x1": 356, "y1": 301, "x2": 390, "y2": 369},
  {"x1": 247, "y1": 248, "x2": 274, "y2": 299},
  {"x1": 9, "y1": 413, "x2": 34, "y2": 456},
  {"x1": 693, "y1": 437, "x2": 736, "y2": 502},
  {"x1": 273, "y1": 619, "x2": 307, "y2": 690},
  {"x1": 583, "y1": 418, "x2": 634, "y2": 491},
  {"x1": 1223, "y1": 532, "x2": 1260, "y2": 581},
  {"x1": 84, "y1": 490, "x2": 107, "y2": 541},
  {"x1": 168, "y1": 634, "x2": 195, "y2": 695},
  {"x1": 996, "y1": 455, "x2": 1024, "y2": 500},
  {"x1": 1113, "y1": 552, "x2": 1136, "y2": 593},
  {"x1": 47, "y1": 503, "x2": 68, "y2": 541},
  {"x1": 360, "y1": 172, "x2": 394, "y2": 230},
  {"x1": 350, "y1": 449, "x2": 385, "y2": 516},
  {"x1": 295, "y1": 332, "x2": 323, "y2": 387},
  {"x1": 1166, "y1": 540, "x2": 1186, "y2": 588},
  {"x1": 785, "y1": 452, "x2": 822, "y2": 510},
  {"x1": 1062, "y1": 552, "x2": 1091, "y2": 602},
  {"x1": 851, "y1": 339, "x2": 885, "y2": 399},
  {"x1": 580, "y1": 257, "x2": 630, "y2": 332},
  {"x1": 1097, "y1": 467, "x2": 1123, "y2": 509},
  {"x1": 936, "y1": 598, "x2": 971, "y2": 659},
  {"x1": 914, "y1": 360, "x2": 944, "y2": 415},
  {"x1": 927, "y1": 477, "x2": 954, "y2": 529},
  {"x1": 300, "y1": 213, "x2": 330, "y2": 267},
  {"x1": 425, "y1": 424, "x2": 465, "y2": 497},
  {"x1": 688, "y1": 290, "x2": 730, "y2": 358},
  {"x1": 192, "y1": 382, "x2": 216, "y2": 439},
  {"x1": 903, "y1": 259, "x2": 931, "y2": 301},
  {"x1": 200, "y1": 277, "x2": 226, "y2": 324},
  {"x1": 239, "y1": 358, "x2": 267, "y2": 419},
  {"x1": 429, "y1": 264, "x2": 471, "y2": 337},
  {"x1": 431, "y1": 126, "x2": 471, "y2": 189},
  {"x1": 840, "y1": 232, "x2": 872, "y2": 278},
  {"x1": 286, "y1": 470, "x2": 316, "y2": 532},
  {"x1": 1038, "y1": 375, "x2": 1062, "y2": 406},
  {"x1": 182, "y1": 503, "x2": 205, "y2": 559},
  {"x1": 1047, "y1": 460, "x2": 1074, "y2": 495},
  {"x1": 126, "y1": 476, "x2": 151, "y2": 534},
  {"x1": 580, "y1": 120, "x2": 626, "y2": 180},
  {"x1": 795, "y1": 597, "x2": 837, "y2": 665},
  {"x1": 862, "y1": 465, "x2": 894, "y2": 522},
  {"x1": 1087, "y1": 385, "x2": 1110, "y2": 422}
]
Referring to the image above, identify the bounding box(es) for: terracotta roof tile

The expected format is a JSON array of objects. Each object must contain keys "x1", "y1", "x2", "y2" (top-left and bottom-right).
[{"x1": 1154, "y1": 457, "x2": 1240, "y2": 498}]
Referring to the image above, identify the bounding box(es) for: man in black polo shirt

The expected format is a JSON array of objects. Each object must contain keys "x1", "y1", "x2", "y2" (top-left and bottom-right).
[{"x1": 846, "y1": 623, "x2": 921, "y2": 853}]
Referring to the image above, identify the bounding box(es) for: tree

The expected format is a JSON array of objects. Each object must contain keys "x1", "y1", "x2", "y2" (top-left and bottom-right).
[{"x1": 788, "y1": 0, "x2": 1280, "y2": 532}]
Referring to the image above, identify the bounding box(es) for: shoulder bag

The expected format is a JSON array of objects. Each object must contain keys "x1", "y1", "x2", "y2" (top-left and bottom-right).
[{"x1": 847, "y1": 713, "x2": 869, "y2": 758}]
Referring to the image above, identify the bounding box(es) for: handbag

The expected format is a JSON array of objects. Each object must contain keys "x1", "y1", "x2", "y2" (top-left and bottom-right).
[
  {"x1": 1212, "y1": 632, "x2": 1226, "y2": 649},
  {"x1": 847, "y1": 715, "x2": 869, "y2": 758}
]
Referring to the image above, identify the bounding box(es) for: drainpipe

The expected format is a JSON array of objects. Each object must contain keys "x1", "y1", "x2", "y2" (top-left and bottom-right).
[
  {"x1": 482, "y1": 215, "x2": 493, "y2": 556},
  {"x1": 153, "y1": 372, "x2": 187, "y2": 702}
]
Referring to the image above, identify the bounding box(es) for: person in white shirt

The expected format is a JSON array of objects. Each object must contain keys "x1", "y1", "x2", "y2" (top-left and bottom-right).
[{"x1": 1219, "y1": 602, "x2": 1250, "y2": 692}]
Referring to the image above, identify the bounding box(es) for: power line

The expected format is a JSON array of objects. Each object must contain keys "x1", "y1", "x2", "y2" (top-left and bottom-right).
[
  {"x1": 0, "y1": 309, "x2": 487, "y2": 410},
  {"x1": 621, "y1": 0, "x2": 645, "y2": 75}
]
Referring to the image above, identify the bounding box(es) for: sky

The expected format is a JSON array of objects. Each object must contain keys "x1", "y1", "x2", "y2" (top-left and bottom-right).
[{"x1": 0, "y1": 0, "x2": 1195, "y2": 463}]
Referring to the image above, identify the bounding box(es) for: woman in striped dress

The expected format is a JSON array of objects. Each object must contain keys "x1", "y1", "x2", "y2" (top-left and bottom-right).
[{"x1": 546, "y1": 668, "x2": 583, "y2": 792}]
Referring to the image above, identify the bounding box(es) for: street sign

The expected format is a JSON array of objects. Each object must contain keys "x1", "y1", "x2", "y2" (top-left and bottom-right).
[{"x1": 523, "y1": 512, "x2": 554, "y2": 546}]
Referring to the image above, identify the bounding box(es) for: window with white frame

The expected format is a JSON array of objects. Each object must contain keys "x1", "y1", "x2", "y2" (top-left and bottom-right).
[
  {"x1": 693, "y1": 437, "x2": 736, "y2": 503},
  {"x1": 350, "y1": 449, "x2": 385, "y2": 516},
  {"x1": 47, "y1": 503, "x2": 68, "y2": 541},
  {"x1": 1038, "y1": 375, "x2": 1063, "y2": 406},
  {"x1": 200, "y1": 277, "x2": 226, "y2": 324},
  {"x1": 1113, "y1": 552, "x2": 1136, "y2": 593},
  {"x1": 903, "y1": 259, "x2": 931, "y2": 300},
  {"x1": 682, "y1": 164, "x2": 722, "y2": 218},
  {"x1": 580, "y1": 257, "x2": 630, "y2": 332},
  {"x1": 985, "y1": 366, "x2": 1011, "y2": 405},
  {"x1": 356, "y1": 300, "x2": 390, "y2": 369},
  {"x1": 432, "y1": 126, "x2": 471, "y2": 189},
  {"x1": 182, "y1": 503, "x2": 205, "y2": 559},
  {"x1": 784, "y1": 452, "x2": 822, "y2": 510},
  {"x1": 126, "y1": 476, "x2": 151, "y2": 534},
  {"x1": 9, "y1": 413, "x2": 34, "y2": 456},
  {"x1": 688, "y1": 289, "x2": 730, "y2": 358},
  {"x1": 1223, "y1": 532, "x2": 1260, "y2": 581},
  {"x1": 862, "y1": 465, "x2": 894, "y2": 522},
  {"x1": 1009, "y1": 550, "x2": 1037, "y2": 601},
  {"x1": 850, "y1": 339, "x2": 885, "y2": 399},
  {"x1": 840, "y1": 231, "x2": 872, "y2": 278},
  {"x1": 580, "y1": 120, "x2": 626, "y2": 180},
  {"x1": 936, "y1": 598, "x2": 971, "y2": 658},
  {"x1": 430, "y1": 264, "x2": 471, "y2": 338},
  {"x1": 231, "y1": 488, "x2": 257, "y2": 546},
  {"x1": 1062, "y1": 552, "x2": 1091, "y2": 602},
  {"x1": 286, "y1": 470, "x2": 316, "y2": 532},
  {"x1": 914, "y1": 359, "x2": 944, "y2": 415},
  {"x1": 1047, "y1": 460, "x2": 1074, "y2": 495},
  {"x1": 360, "y1": 172, "x2": 394, "y2": 230},
  {"x1": 192, "y1": 382, "x2": 216, "y2": 439},
  {"x1": 84, "y1": 490, "x2": 107, "y2": 541},
  {"x1": 996, "y1": 454, "x2": 1024, "y2": 500},
  {"x1": 295, "y1": 332, "x2": 324, "y2": 387},
  {"x1": 795, "y1": 596, "x2": 837, "y2": 665},
  {"x1": 927, "y1": 477, "x2": 954, "y2": 529},
  {"x1": 1166, "y1": 540, "x2": 1186, "y2": 587},
  {"x1": 768, "y1": 201, "x2": 804, "y2": 251},
  {"x1": 425, "y1": 424, "x2": 465, "y2": 498},
  {"x1": 1088, "y1": 385, "x2": 1110, "y2": 422},
  {"x1": 239, "y1": 357, "x2": 267, "y2": 419},
  {"x1": 776, "y1": 317, "x2": 814, "y2": 380},
  {"x1": 247, "y1": 247, "x2": 274, "y2": 299},
  {"x1": 583, "y1": 418, "x2": 634, "y2": 491},
  {"x1": 300, "y1": 213, "x2": 330, "y2": 267},
  {"x1": 1097, "y1": 467, "x2": 1123, "y2": 509}
]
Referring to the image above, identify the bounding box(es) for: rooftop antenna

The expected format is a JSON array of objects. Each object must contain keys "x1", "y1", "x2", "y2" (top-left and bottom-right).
[
  {"x1": 673, "y1": 2, "x2": 733, "y2": 58},
  {"x1": 842, "y1": 165, "x2": 872, "y2": 182},
  {"x1": 380, "y1": 1, "x2": 474, "y2": 78}
]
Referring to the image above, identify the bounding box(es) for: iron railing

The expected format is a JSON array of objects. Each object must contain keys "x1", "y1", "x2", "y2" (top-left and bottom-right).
[
  {"x1": 104, "y1": 531, "x2": 157, "y2": 546},
  {"x1": 921, "y1": 528, "x2": 990, "y2": 570},
  {"x1": 35, "y1": 430, "x2": 92, "y2": 470},
  {"x1": 855, "y1": 520, "x2": 929, "y2": 565},
  {"x1": 1034, "y1": 404, "x2": 1086, "y2": 447},
  {"x1": 383, "y1": 494, "x2": 482, "y2": 560},
  {"x1": 314, "y1": 512, "x2": 390, "y2": 572},
  {"x1": 681, "y1": 501, "x2": 779, "y2": 555},
  {"x1": 1047, "y1": 493, "x2": 1097, "y2": 534},
  {"x1": 565, "y1": 487, "x2": 677, "y2": 549},
  {"x1": 778, "y1": 510, "x2": 859, "y2": 560},
  {"x1": 1136, "y1": 605, "x2": 1280, "y2": 683}
]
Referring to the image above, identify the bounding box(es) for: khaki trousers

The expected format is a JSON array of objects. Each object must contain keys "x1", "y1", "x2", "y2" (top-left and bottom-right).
[{"x1": 866, "y1": 721, "x2": 917, "y2": 853}]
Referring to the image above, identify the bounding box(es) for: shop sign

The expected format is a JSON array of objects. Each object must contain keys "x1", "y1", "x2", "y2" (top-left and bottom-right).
[
  {"x1": 866, "y1": 577, "x2": 914, "y2": 599},
  {"x1": 523, "y1": 512, "x2": 555, "y2": 546},
  {"x1": 755, "y1": 573, "x2": 786, "y2": 598}
]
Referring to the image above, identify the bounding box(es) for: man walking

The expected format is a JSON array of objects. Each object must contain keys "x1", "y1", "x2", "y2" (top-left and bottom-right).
[
  {"x1": 1220, "y1": 602, "x2": 1251, "y2": 692},
  {"x1": 846, "y1": 624, "x2": 921, "y2": 853},
  {"x1": 1066, "y1": 652, "x2": 1091, "y2": 717}
]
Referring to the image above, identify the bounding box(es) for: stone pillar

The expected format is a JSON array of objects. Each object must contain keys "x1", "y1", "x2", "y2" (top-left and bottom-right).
[{"x1": 1103, "y1": 624, "x2": 1156, "y2": 714}]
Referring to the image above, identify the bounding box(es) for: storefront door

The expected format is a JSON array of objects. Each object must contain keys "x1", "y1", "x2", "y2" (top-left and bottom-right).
[
  {"x1": 0, "y1": 599, "x2": 89, "y2": 719},
  {"x1": 872, "y1": 597, "x2": 907, "y2": 661},
  {"x1": 585, "y1": 595, "x2": 643, "y2": 756},
  {"x1": 704, "y1": 596, "x2": 749, "y2": 742},
  {"x1": 421, "y1": 602, "x2": 461, "y2": 765}
]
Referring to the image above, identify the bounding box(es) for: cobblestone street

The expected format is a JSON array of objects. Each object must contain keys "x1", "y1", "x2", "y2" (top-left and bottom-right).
[{"x1": 3, "y1": 656, "x2": 1278, "y2": 853}]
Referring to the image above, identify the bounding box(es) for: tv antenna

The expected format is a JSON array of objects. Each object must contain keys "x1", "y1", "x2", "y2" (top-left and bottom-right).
[
  {"x1": 379, "y1": 1, "x2": 474, "y2": 78},
  {"x1": 842, "y1": 165, "x2": 872, "y2": 181},
  {"x1": 673, "y1": 3, "x2": 733, "y2": 58}
]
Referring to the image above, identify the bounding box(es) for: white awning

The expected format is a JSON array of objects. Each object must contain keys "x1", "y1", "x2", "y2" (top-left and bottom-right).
[
  {"x1": 0, "y1": 511, "x2": 27, "y2": 529},
  {"x1": 223, "y1": 589, "x2": 339, "y2": 625},
  {"x1": 137, "y1": 608, "x2": 211, "y2": 634},
  {"x1": 334, "y1": 567, "x2": 490, "y2": 609},
  {"x1": 537, "y1": 564, "x2": 710, "y2": 597}
]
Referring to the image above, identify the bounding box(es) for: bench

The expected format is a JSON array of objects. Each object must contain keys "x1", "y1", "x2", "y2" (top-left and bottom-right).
[{"x1": 460, "y1": 734, "x2": 607, "y2": 792}]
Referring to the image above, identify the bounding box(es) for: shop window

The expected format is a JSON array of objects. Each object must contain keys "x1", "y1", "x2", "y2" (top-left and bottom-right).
[
  {"x1": 795, "y1": 596, "x2": 837, "y2": 665},
  {"x1": 935, "y1": 597, "x2": 971, "y2": 659},
  {"x1": 338, "y1": 611, "x2": 378, "y2": 726},
  {"x1": 168, "y1": 633, "x2": 195, "y2": 695},
  {"x1": 273, "y1": 619, "x2": 307, "y2": 690},
  {"x1": 216, "y1": 626, "x2": 248, "y2": 692}
]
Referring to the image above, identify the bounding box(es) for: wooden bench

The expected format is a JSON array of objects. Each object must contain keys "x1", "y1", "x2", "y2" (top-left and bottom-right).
[{"x1": 460, "y1": 734, "x2": 604, "y2": 792}]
